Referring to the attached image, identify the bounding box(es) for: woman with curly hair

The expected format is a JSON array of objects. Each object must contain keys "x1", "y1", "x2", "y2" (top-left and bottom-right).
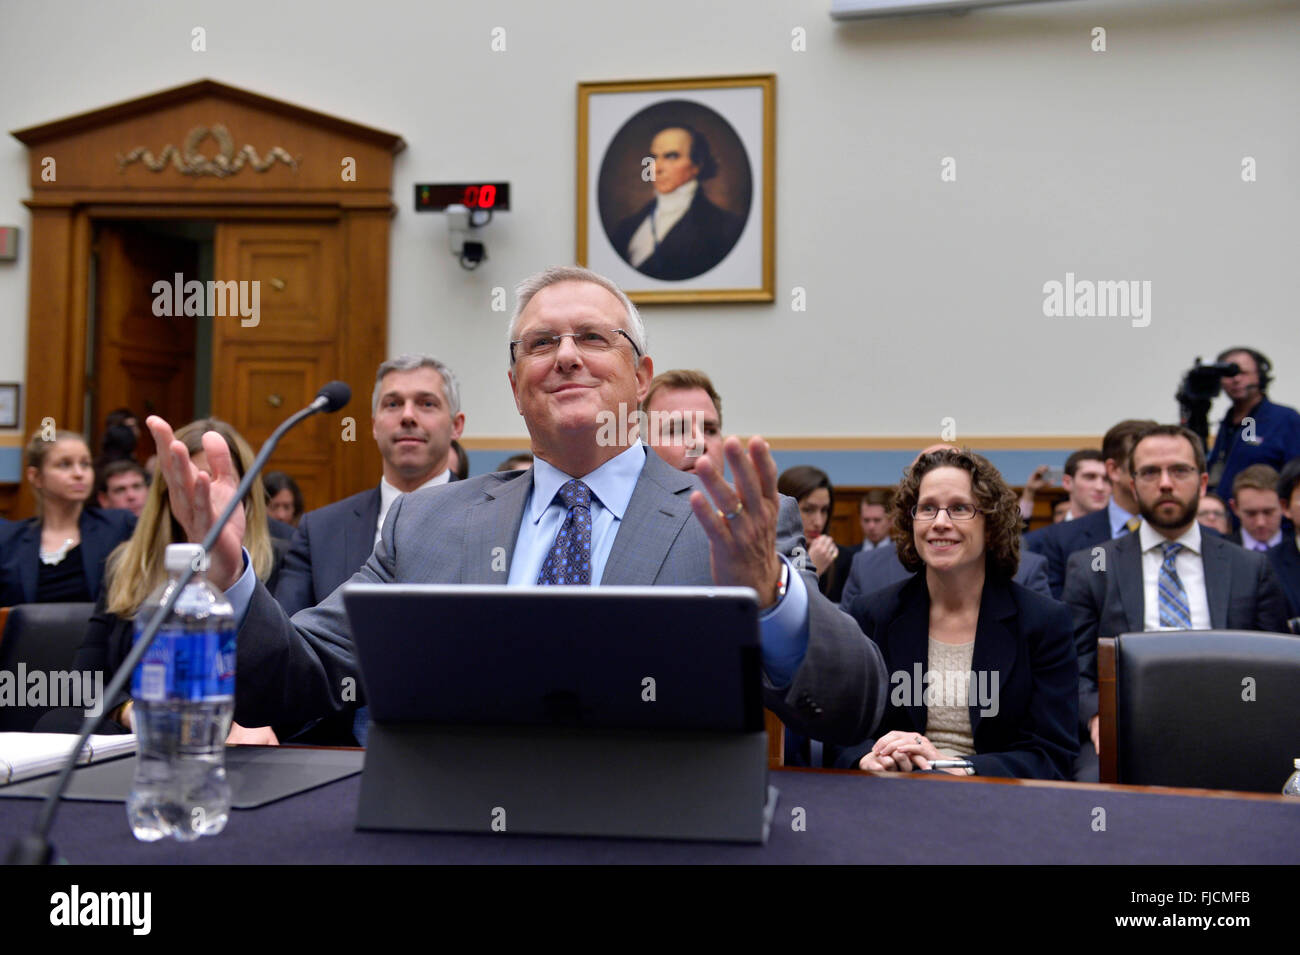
[{"x1": 837, "y1": 447, "x2": 1079, "y2": 779}]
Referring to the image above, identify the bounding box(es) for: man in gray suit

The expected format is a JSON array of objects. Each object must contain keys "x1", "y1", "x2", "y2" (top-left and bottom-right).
[
  {"x1": 147, "y1": 266, "x2": 888, "y2": 746},
  {"x1": 1063, "y1": 423, "x2": 1290, "y2": 771}
]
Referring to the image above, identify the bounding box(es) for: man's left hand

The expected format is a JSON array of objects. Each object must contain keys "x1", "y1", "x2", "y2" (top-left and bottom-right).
[{"x1": 690, "y1": 435, "x2": 783, "y2": 607}]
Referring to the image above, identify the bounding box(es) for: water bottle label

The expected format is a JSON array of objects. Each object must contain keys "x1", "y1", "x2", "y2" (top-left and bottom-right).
[{"x1": 131, "y1": 626, "x2": 236, "y2": 702}]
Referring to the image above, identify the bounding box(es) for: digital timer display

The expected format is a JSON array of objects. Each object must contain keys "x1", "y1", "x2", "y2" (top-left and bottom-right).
[{"x1": 415, "y1": 183, "x2": 510, "y2": 212}]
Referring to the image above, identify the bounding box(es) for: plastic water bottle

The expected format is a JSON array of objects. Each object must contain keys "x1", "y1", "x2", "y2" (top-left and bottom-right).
[
  {"x1": 126, "y1": 543, "x2": 236, "y2": 842},
  {"x1": 1284, "y1": 759, "x2": 1300, "y2": 797}
]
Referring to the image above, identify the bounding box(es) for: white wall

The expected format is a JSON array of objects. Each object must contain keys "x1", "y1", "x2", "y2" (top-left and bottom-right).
[{"x1": 1, "y1": 0, "x2": 1297, "y2": 441}]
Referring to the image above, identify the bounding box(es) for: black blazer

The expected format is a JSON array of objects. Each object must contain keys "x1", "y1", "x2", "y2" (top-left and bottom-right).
[
  {"x1": 1024, "y1": 508, "x2": 1113, "y2": 599},
  {"x1": 0, "y1": 507, "x2": 135, "y2": 607},
  {"x1": 610, "y1": 189, "x2": 744, "y2": 281},
  {"x1": 1062, "y1": 529, "x2": 1292, "y2": 731},
  {"x1": 841, "y1": 573, "x2": 1079, "y2": 780},
  {"x1": 1266, "y1": 537, "x2": 1300, "y2": 621},
  {"x1": 273, "y1": 487, "x2": 382, "y2": 617}
]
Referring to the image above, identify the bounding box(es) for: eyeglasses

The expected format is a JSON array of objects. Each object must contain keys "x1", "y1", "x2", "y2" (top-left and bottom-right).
[
  {"x1": 911, "y1": 503, "x2": 979, "y2": 522},
  {"x1": 509, "y1": 328, "x2": 641, "y2": 364},
  {"x1": 1134, "y1": 464, "x2": 1199, "y2": 483}
]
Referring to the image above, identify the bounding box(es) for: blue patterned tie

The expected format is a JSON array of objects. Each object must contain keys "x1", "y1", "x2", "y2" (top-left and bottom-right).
[
  {"x1": 537, "y1": 479, "x2": 593, "y2": 585},
  {"x1": 1157, "y1": 542, "x2": 1192, "y2": 628}
]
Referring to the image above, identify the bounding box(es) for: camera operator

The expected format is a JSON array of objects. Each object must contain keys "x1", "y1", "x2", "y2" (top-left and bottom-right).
[{"x1": 1205, "y1": 347, "x2": 1300, "y2": 517}]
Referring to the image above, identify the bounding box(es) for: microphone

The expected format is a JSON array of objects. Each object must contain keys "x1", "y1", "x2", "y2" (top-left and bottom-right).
[
  {"x1": 313, "y1": 380, "x2": 352, "y2": 413},
  {"x1": 5, "y1": 383, "x2": 351, "y2": 865}
]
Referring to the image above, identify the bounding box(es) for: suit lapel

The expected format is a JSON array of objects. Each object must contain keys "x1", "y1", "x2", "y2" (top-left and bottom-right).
[
  {"x1": 18, "y1": 519, "x2": 40, "y2": 603},
  {"x1": 463, "y1": 470, "x2": 533, "y2": 584},
  {"x1": 601, "y1": 452, "x2": 694, "y2": 586},
  {"x1": 347, "y1": 488, "x2": 382, "y2": 575},
  {"x1": 892, "y1": 575, "x2": 931, "y2": 734},
  {"x1": 969, "y1": 579, "x2": 1017, "y2": 736},
  {"x1": 78, "y1": 512, "x2": 107, "y2": 600},
  {"x1": 1201, "y1": 534, "x2": 1231, "y2": 629},
  {"x1": 1113, "y1": 533, "x2": 1145, "y2": 631}
]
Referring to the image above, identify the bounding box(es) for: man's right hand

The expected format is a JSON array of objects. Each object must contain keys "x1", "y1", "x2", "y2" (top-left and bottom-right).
[
  {"x1": 1089, "y1": 713, "x2": 1100, "y2": 755},
  {"x1": 146, "y1": 416, "x2": 246, "y2": 591}
]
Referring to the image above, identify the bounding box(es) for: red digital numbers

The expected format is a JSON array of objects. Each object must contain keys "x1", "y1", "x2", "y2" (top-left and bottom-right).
[{"x1": 460, "y1": 184, "x2": 497, "y2": 209}]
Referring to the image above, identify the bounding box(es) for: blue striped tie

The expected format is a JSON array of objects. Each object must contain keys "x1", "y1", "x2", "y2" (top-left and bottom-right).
[{"x1": 1157, "y1": 542, "x2": 1192, "y2": 629}]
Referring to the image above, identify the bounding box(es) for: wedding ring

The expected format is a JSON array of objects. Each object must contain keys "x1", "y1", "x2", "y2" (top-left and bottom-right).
[{"x1": 724, "y1": 502, "x2": 744, "y2": 520}]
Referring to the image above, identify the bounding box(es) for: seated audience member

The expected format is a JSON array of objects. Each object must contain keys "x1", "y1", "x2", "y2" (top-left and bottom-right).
[
  {"x1": 1021, "y1": 449, "x2": 1109, "y2": 528},
  {"x1": 496, "y1": 452, "x2": 534, "y2": 471},
  {"x1": 0, "y1": 431, "x2": 134, "y2": 606},
  {"x1": 840, "y1": 452, "x2": 1050, "y2": 610},
  {"x1": 449, "y1": 438, "x2": 470, "y2": 481},
  {"x1": 96, "y1": 459, "x2": 148, "y2": 518},
  {"x1": 147, "y1": 265, "x2": 888, "y2": 747},
  {"x1": 1063, "y1": 424, "x2": 1290, "y2": 774},
  {"x1": 778, "y1": 465, "x2": 844, "y2": 602},
  {"x1": 274, "y1": 354, "x2": 466, "y2": 618},
  {"x1": 1229, "y1": 464, "x2": 1285, "y2": 552},
  {"x1": 264, "y1": 470, "x2": 305, "y2": 527},
  {"x1": 641, "y1": 368, "x2": 723, "y2": 474},
  {"x1": 1026, "y1": 420, "x2": 1155, "y2": 598},
  {"x1": 837, "y1": 448, "x2": 1078, "y2": 780},
  {"x1": 846, "y1": 490, "x2": 892, "y2": 557},
  {"x1": 1206, "y1": 347, "x2": 1300, "y2": 513},
  {"x1": 37, "y1": 418, "x2": 279, "y2": 744},
  {"x1": 1267, "y1": 459, "x2": 1300, "y2": 622},
  {"x1": 1052, "y1": 499, "x2": 1071, "y2": 523},
  {"x1": 1197, "y1": 492, "x2": 1233, "y2": 537}
]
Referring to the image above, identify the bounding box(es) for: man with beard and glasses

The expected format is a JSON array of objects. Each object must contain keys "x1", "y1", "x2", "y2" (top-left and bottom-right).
[{"x1": 1062, "y1": 424, "x2": 1290, "y2": 777}]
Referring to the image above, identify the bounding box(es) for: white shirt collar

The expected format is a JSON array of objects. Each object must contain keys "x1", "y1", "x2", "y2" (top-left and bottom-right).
[
  {"x1": 654, "y1": 177, "x2": 698, "y2": 218},
  {"x1": 380, "y1": 469, "x2": 450, "y2": 511},
  {"x1": 528, "y1": 442, "x2": 646, "y2": 524},
  {"x1": 1138, "y1": 518, "x2": 1202, "y2": 556}
]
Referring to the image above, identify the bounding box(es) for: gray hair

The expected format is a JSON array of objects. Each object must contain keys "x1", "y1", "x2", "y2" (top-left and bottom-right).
[
  {"x1": 508, "y1": 266, "x2": 647, "y2": 366},
  {"x1": 372, "y1": 354, "x2": 462, "y2": 416}
]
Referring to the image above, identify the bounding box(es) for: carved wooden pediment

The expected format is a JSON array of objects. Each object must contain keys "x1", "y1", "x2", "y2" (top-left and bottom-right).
[{"x1": 11, "y1": 78, "x2": 405, "y2": 201}]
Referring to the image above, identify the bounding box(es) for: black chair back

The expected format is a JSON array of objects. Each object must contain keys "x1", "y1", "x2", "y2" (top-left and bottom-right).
[
  {"x1": 0, "y1": 603, "x2": 96, "y2": 731},
  {"x1": 1114, "y1": 630, "x2": 1300, "y2": 793}
]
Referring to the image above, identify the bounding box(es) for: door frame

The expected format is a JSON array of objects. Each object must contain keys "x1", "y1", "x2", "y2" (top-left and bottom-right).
[{"x1": 10, "y1": 80, "x2": 404, "y2": 518}]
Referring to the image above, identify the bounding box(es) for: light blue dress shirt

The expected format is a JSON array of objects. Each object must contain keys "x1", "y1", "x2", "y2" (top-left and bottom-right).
[{"x1": 1107, "y1": 498, "x2": 1137, "y2": 538}]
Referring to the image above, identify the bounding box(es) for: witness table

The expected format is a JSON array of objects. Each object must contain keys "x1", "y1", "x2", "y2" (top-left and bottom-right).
[{"x1": 2, "y1": 757, "x2": 1296, "y2": 864}]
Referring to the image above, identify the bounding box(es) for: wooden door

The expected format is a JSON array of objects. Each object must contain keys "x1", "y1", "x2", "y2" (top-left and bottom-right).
[
  {"x1": 92, "y1": 224, "x2": 198, "y2": 449},
  {"x1": 212, "y1": 223, "x2": 342, "y2": 511}
]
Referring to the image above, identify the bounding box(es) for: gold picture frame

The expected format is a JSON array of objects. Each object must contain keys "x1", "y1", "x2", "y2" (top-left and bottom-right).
[{"x1": 577, "y1": 74, "x2": 775, "y2": 304}]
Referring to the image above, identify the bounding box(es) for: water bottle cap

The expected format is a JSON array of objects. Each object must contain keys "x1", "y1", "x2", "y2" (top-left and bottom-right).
[{"x1": 164, "y1": 543, "x2": 208, "y2": 575}]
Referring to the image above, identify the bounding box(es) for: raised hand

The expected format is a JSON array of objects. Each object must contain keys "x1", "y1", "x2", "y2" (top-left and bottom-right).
[
  {"x1": 689, "y1": 435, "x2": 783, "y2": 607},
  {"x1": 145, "y1": 416, "x2": 246, "y2": 590}
]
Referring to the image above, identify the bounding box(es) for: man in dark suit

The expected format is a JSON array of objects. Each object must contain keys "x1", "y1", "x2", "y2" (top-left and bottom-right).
[
  {"x1": 1063, "y1": 424, "x2": 1291, "y2": 774},
  {"x1": 1267, "y1": 459, "x2": 1300, "y2": 622},
  {"x1": 273, "y1": 354, "x2": 465, "y2": 617},
  {"x1": 1026, "y1": 419, "x2": 1155, "y2": 598},
  {"x1": 147, "y1": 266, "x2": 888, "y2": 747},
  {"x1": 609, "y1": 125, "x2": 744, "y2": 281},
  {"x1": 839, "y1": 537, "x2": 1051, "y2": 610}
]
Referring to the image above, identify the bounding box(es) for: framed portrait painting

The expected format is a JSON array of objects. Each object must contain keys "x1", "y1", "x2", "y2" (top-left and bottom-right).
[{"x1": 577, "y1": 74, "x2": 775, "y2": 304}]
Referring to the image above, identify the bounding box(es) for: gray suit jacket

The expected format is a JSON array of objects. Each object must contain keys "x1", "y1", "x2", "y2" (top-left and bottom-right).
[
  {"x1": 234, "y1": 449, "x2": 888, "y2": 744},
  {"x1": 1062, "y1": 529, "x2": 1291, "y2": 730},
  {"x1": 839, "y1": 538, "x2": 1051, "y2": 612}
]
